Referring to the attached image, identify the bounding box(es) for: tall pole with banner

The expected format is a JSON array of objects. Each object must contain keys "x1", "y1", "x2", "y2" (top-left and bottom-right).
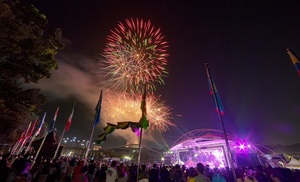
[
  {"x1": 84, "y1": 90, "x2": 103, "y2": 164},
  {"x1": 205, "y1": 63, "x2": 237, "y2": 181}
]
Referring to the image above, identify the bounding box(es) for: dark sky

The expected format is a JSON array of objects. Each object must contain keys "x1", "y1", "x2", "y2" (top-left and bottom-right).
[{"x1": 23, "y1": 0, "x2": 300, "y2": 149}]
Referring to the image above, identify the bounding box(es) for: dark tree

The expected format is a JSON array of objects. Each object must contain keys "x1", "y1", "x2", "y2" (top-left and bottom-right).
[{"x1": 0, "y1": 0, "x2": 63, "y2": 142}]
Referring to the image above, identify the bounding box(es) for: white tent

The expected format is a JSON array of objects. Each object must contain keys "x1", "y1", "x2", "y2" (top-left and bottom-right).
[{"x1": 285, "y1": 157, "x2": 300, "y2": 170}]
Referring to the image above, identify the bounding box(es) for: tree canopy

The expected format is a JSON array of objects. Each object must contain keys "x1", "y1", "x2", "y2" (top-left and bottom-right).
[{"x1": 0, "y1": 0, "x2": 63, "y2": 142}]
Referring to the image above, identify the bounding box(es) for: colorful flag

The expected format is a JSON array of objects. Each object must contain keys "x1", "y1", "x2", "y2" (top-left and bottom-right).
[
  {"x1": 48, "y1": 107, "x2": 59, "y2": 133},
  {"x1": 205, "y1": 64, "x2": 225, "y2": 115},
  {"x1": 95, "y1": 121, "x2": 141, "y2": 144},
  {"x1": 24, "y1": 122, "x2": 32, "y2": 138},
  {"x1": 15, "y1": 121, "x2": 33, "y2": 155},
  {"x1": 94, "y1": 90, "x2": 103, "y2": 126},
  {"x1": 27, "y1": 118, "x2": 37, "y2": 138},
  {"x1": 139, "y1": 85, "x2": 149, "y2": 130},
  {"x1": 19, "y1": 131, "x2": 26, "y2": 143},
  {"x1": 287, "y1": 48, "x2": 300, "y2": 77},
  {"x1": 36, "y1": 112, "x2": 46, "y2": 136},
  {"x1": 65, "y1": 100, "x2": 76, "y2": 132},
  {"x1": 103, "y1": 123, "x2": 118, "y2": 134},
  {"x1": 96, "y1": 133, "x2": 107, "y2": 144},
  {"x1": 11, "y1": 130, "x2": 25, "y2": 154},
  {"x1": 117, "y1": 122, "x2": 130, "y2": 129},
  {"x1": 20, "y1": 121, "x2": 32, "y2": 143},
  {"x1": 95, "y1": 123, "x2": 118, "y2": 144}
]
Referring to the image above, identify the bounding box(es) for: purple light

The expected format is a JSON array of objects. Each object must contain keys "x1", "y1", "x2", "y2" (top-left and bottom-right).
[{"x1": 239, "y1": 144, "x2": 245, "y2": 150}]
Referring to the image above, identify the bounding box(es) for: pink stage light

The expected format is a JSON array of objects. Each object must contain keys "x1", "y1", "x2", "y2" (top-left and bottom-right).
[{"x1": 235, "y1": 142, "x2": 252, "y2": 151}]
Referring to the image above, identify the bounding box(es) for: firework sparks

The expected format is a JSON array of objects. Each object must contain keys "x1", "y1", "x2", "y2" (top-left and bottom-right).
[
  {"x1": 102, "y1": 91, "x2": 174, "y2": 132},
  {"x1": 101, "y1": 18, "x2": 169, "y2": 94}
]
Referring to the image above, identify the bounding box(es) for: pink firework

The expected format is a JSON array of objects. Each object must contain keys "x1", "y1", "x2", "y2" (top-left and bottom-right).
[{"x1": 101, "y1": 18, "x2": 169, "y2": 94}]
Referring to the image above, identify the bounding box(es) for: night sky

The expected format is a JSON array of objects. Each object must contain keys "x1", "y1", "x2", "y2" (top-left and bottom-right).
[{"x1": 23, "y1": 0, "x2": 300, "y2": 149}]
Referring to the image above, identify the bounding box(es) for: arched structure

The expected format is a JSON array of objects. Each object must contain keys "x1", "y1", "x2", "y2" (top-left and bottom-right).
[{"x1": 164, "y1": 129, "x2": 286, "y2": 168}]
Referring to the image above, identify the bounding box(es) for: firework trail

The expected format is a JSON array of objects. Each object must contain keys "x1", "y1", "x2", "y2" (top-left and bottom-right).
[
  {"x1": 102, "y1": 90, "x2": 174, "y2": 132},
  {"x1": 101, "y1": 18, "x2": 169, "y2": 94}
]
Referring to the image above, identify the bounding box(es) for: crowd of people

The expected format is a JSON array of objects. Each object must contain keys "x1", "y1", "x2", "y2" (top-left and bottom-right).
[{"x1": 0, "y1": 152, "x2": 300, "y2": 182}]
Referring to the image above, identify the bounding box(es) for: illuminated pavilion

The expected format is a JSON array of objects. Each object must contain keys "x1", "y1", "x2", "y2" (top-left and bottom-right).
[{"x1": 164, "y1": 129, "x2": 286, "y2": 168}]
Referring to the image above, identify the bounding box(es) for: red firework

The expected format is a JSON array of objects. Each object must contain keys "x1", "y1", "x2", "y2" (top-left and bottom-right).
[{"x1": 101, "y1": 18, "x2": 169, "y2": 94}]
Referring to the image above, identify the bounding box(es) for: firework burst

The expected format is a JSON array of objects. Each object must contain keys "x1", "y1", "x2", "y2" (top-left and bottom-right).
[
  {"x1": 101, "y1": 18, "x2": 169, "y2": 94},
  {"x1": 102, "y1": 91, "x2": 174, "y2": 132}
]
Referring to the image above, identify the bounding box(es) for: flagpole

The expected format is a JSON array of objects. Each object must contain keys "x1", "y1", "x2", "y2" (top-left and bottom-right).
[
  {"x1": 53, "y1": 128, "x2": 65, "y2": 160},
  {"x1": 137, "y1": 127, "x2": 143, "y2": 181},
  {"x1": 16, "y1": 122, "x2": 32, "y2": 155},
  {"x1": 31, "y1": 131, "x2": 48, "y2": 169},
  {"x1": 84, "y1": 124, "x2": 95, "y2": 164},
  {"x1": 137, "y1": 84, "x2": 147, "y2": 181},
  {"x1": 53, "y1": 100, "x2": 75, "y2": 160},
  {"x1": 11, "y1": 129, "x2": 27, "y2": 155},
  {"x1": 48, "y1": 107, "x2": 60, "y2": 133},
  {"x1": 11, "y1": 137, "x2": 22, "y2": 155},
  {"x1": 16, "y1": 136, "x2": 29, "y2": 155},
  {"x1": 25, "y1": 113, "x2": 46, "y2": 155},
  {"x1": 205, "y1": 63, "x2": 237, "y2": 181},
  {"x1": 84, "y1": 90, "x2": 103, "y2": 164},
  {"x1": 11, "y1": 116, "x2": 33, "y2": 155},
  {"x1": 32, "y1": 107, "x2": 59, "y2": 168},
  {"x1": 24, "y1": 131, "x2": 37, "y2": 154}
]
